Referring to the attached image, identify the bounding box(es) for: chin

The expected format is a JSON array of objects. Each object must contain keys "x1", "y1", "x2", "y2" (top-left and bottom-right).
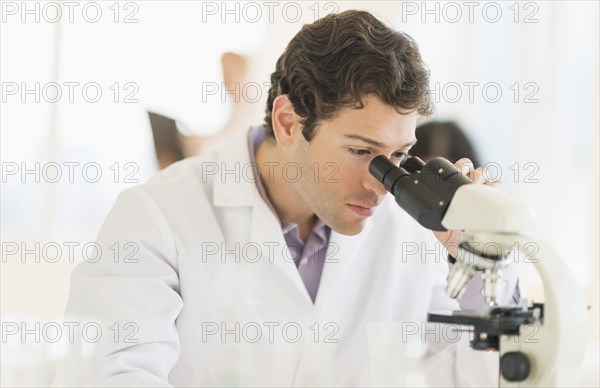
[{"x1": 330, "y1": 219, "x2": 367, "y2": 236}]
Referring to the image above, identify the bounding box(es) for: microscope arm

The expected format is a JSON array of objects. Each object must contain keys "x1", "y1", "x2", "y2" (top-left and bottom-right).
[{"x1": 479, "y1": 233, "x2": 586, "y2": 387}]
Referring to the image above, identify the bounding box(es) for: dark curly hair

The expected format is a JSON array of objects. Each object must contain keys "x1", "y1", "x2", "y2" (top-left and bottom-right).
[{"x1": 263, "y1": 10, "x2": 434, "y2": 141}]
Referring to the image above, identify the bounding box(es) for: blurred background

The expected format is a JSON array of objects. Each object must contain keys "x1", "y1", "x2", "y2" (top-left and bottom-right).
[{"x1": 1, "y1": 0, "x2": 598, "y2": 385}]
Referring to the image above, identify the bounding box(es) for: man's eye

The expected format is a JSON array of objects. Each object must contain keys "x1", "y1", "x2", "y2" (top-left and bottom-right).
[
  {"x1": 349, "y1": 148, "x2": 371, "y2": 157},
  {"x1": 390, "y1": 152, "x2": 409, "y2": 165}
]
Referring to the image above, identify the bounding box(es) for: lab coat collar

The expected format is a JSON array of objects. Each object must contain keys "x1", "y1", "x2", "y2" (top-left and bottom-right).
[
  {"x1": 212, "y1": 127, "x2": 260, "y2": 208},
  {"x1": 212, "y1": 128, "x2": 311, "y2": 302}
]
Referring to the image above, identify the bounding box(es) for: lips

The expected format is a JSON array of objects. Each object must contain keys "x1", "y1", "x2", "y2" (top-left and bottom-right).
[{"x1": 347, "y1": 204, "x2": 376, "y2": 217}]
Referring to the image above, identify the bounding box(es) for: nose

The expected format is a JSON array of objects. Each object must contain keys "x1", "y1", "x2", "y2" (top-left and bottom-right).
[{"x1": 362, "y1": 172, "x2": 388, "y2": 197}]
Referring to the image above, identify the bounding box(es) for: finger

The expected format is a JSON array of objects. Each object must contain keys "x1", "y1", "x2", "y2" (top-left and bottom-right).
[
  {"x1": 468, "y1": 167, "x2": 486, "y2": 184},
  {"x1": 454, "y1": 158, "x2": 475, "y2": 176},
  {"x1": 484, "y1": 179, "x2": 507, "y2": 191}
]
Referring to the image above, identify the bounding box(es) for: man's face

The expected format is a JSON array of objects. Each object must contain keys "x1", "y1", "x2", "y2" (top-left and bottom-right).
[{"x1": 290, "y1": 95, "x2": 418, "y2": 235}]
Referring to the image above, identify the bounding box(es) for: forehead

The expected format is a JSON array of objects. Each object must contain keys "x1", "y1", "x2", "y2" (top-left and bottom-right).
[{"x1": 320, "y1": 97, "x2": 418, "y2": 142}]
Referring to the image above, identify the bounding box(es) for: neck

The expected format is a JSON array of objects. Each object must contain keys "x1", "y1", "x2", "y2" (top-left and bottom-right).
[{"x1": 255, "y1": 139, "x2": 315, "y2": 242}]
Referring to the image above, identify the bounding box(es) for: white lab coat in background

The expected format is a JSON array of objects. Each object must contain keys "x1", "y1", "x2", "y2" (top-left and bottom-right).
[{"x1": 56, "y1": 129, "x2": 519, "y2": 387}]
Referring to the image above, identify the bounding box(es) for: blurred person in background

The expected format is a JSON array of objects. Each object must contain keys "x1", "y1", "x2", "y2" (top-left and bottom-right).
[
  {"x1": 57, "y1": 10, "x2": 519, "y2": 387},
  {"x1": 153, "y1": 52, "x2": 255, "y2": 169},
  {"x1": 179, "y1": 52, "x2": 256, "y2": 158},
  {"x1": 411, "y1": 120, "x2": 481, "y2": 166}
]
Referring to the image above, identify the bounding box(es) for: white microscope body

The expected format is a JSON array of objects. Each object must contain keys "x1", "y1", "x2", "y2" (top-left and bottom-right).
[
  {"x1": 369, "y1": 155, "x2": 588, "y2": 387},
  {"x1": 442, "y1": 184, "x2": 588, "y2": 387}
]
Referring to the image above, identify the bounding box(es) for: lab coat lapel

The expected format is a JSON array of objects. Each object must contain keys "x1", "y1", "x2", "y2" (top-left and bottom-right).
[
  {"x1": 250, "y1": 199, "x2": 310, "y2": 302},
  {"x1": 315, "y1": 221, "x2": 372, "y2": 305},
  {"x1": 212, "y1": 129, "x2": 310, "y2": 302}
]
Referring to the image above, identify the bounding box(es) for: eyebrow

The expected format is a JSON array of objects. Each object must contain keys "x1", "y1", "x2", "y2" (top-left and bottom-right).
[{"x1": 344, "y1": 134, "x2": 417, "y2": 149}]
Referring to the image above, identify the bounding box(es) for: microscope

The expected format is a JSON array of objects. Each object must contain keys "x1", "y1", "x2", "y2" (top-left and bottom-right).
[{"x1": 369, "y1": 155, "x2": 588, "y2": 387}]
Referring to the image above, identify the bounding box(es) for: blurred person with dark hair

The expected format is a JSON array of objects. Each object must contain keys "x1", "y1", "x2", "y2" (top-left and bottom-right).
[
  {"x1": 411, "y1": 120, "x2": 481, "y2": 166},
  {"x1": 60, "y1": 10, "x2": 519, "y2": 387}
]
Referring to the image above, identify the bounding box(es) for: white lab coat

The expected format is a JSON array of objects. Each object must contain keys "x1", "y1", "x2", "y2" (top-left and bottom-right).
[{"x1": 56, "y1": 129, "x2": 518, "y2": 387}]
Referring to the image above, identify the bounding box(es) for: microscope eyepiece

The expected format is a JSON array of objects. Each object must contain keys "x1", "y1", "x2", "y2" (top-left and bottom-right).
[
  {"x1": 369, "y1": 156, "x2": 411, "y2": 193},
  {"x1": 401, "y1": 156, "x2": 426, "y2": 173},
  {"x1": 368, "y1": 155, "x2": 397, "y2": 185},
  {"x1": 369, "y1": 155, "x2": 471, "y2": 231}
]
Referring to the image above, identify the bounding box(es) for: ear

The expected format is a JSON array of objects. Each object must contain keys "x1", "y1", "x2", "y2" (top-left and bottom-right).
[{"x1": 271, "y1": 95, "x2": 300, "y2": 146}]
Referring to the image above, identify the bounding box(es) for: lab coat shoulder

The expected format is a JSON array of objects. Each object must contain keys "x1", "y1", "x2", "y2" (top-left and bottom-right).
[
  {"x1": 133, "y1": 132, "x2": 257, "y2": 248},
  {"x1": 59, "y1": 161, "x2": 216, "y2": 387},
  {"x1": 60, "y1": 149, "x2": 248, "y2": 386},
  {"x1": 139, "y1": 157, "x2": 214, "y2": 222}
]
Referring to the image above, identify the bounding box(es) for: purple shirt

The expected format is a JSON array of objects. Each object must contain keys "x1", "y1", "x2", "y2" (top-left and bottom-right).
[{"x1": 247, "y1": 126, "x2": 520, "y2": 308}]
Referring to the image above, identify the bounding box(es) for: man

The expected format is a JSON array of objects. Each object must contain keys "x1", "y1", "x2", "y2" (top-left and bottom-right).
[{"x1": 58, "y1": 10, "x2": 519, "y2": 387}]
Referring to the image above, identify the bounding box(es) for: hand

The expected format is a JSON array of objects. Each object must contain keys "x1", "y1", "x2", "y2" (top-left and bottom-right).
[{"x1": 433, "y1": 158, "x2": 505, "y2": 259}]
